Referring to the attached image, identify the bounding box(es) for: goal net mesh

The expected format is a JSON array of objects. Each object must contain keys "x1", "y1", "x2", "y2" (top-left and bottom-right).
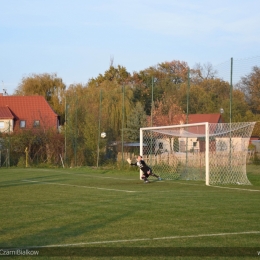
[{"x1": 141, "y1": 122, "x2": 255, "y2": 185}]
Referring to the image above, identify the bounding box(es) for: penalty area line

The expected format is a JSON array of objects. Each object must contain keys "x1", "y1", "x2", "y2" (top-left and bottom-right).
[
  {"x1": 27, "y1": 168, "x2": 136, "y2": 181},
  {"x1": 26, "y1": 231, "x2": 260, "y2": 248},
  {"x1": 21, "y1": 180, "x2": 137, "y2": 193},
  {"x1": 210, "y1": 185, "x2": 260, "y2": 192}
]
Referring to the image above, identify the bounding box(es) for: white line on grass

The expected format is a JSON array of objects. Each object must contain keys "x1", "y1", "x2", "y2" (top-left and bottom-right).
[
  {"x1": 175, "y1": 181, "x2": 260, "y2": 192},
  {"x1": 25, "y1": 168, "x2": 136, "y2": 181},
  {"x1": 25, "y1": 231, "x2": 260, "y2": 248},
  {"x1": 210, "y1": 185, "x2": 260, "y2": 192},
  {"x1": 22, "y1": 180, "x2": 137, "y2": 193}
]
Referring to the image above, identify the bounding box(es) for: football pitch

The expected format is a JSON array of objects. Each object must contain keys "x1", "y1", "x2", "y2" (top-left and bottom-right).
[{"x1": 0, "y1": 166, "x2": 260, "y2": 259}]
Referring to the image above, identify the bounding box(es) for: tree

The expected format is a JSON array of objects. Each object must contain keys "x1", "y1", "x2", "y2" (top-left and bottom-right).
[
  {"x1": 191, "y1": 62, "x2": 217, "y2": 83},
  {"x1": 132, "y1": 60, "x2": 190, "y2": 116},
  {"x1": 88, "y1": 65, "x2": 131, "y2": 88},
  {"x1": 15, "y1": 73, "x2": 66, "y2": 124},
  {"x1": 189, "y1": 79, "x2": 230, "y2": 114},
  {"x1": 150, "y1": 97, "x2": 185, "y2": 127},
  {"x1": 230, "y1": 90, "x2": 251, "y2": 122},
  {"x1": 8, "y1": 128, "x2": 64, "y2": 166},
  {"x1": 124, "y1": 102, "x2": 147, "y2": 142},
  {"x1": 148, "y1": 97, "x2": 185, "y2": 153},
  {"x1": 65, "y1": 84, "x2": 96, "y2": 166},
  {"x1": 237, "y1": 66, "x2": 260, "y2": 114},
  {"x1": 156, "y1": 60, "x2": 189, "y2": 84}
]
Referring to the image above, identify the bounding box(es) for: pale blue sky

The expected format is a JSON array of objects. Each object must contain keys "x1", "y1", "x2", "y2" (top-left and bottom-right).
[{"x1": 1, "y1": 0, "x2": 260, "y2": 94}]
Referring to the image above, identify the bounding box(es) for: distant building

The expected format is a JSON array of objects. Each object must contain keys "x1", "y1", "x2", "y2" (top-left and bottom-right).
[
  {"x1": 152, "y1": 113, "x2": 224, "y2": 154},
  {"x1": 0, "y1": 95, "x2": 59, "y2": 133},
  {"x1": 187, "y1": 113, "x2": 224, "y2": 124}
]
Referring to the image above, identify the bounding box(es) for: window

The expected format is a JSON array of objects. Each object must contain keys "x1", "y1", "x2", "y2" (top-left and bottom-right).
[
  {"x1": 33, "y1": 120, "x2": 40, "y2": 127},
  {"x1": 0, "y1": 121, "x2": 4, "y2": 129},
  {"x1": 180, "y1": 140, "x2": 185, "y2": 152},
  {"x1": 20, "y1": 120, "x2": 26, "y2": 128}
]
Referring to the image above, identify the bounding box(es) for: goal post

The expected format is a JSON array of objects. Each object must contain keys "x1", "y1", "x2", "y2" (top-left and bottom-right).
[{"x1": 140, "y1": 122, "x2": 255, "y2": 186}]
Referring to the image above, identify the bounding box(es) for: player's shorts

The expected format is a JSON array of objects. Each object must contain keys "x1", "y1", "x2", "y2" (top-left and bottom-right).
[
  {"x1": 141, "y1": 169, "x2": 152, "y2": 179},
  {"x1": 141, "y1": 173, "x2": 149, "y2": 179}
]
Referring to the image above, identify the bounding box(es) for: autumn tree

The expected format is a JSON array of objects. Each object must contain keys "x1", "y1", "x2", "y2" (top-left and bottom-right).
[
  {"x1": 131, "y1": 60, "x2": 190, "y2": 116},
  {"x1": 88, "y1": 65, "x2": 131, "y2": 88},
  {"x1": 151, "y1": 96, "x2": 185, "y2": 127},
  {"x1": 64, "y1": 70, "x2": 136, "y2": 165},
  {"x1": 124, "y1": 102, "x2": 147, "y2": 142},
  {"x1": 237, "y1": 66, "x2": 260, "y2": 114},
  {"x1": 156, "y1": 60, "x2": 189, "y2": 83},
  {"x1": 64, "y1": 84, "x2": 98, "y2": 166},
  {"x1": 149, "y1": 97, "x2": 185, "y2": 153},
  {"x1": 87, "y1": 65, "x2": 135, "y2": 139},
  {"x1": 184, "y1": 79, "x2": 230, "y2": 115},
  {"x1": 8, "y1": 128, "x2": 64, "y2": 166},
  {"x1": 191, "y1": 62, "x2": 217, "y2": 83},
  {"x1": 15, "y1": 73, "x2": 66, "y2": 124}
]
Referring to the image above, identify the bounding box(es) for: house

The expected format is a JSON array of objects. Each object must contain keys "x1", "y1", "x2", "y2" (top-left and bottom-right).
[
  {"x1": 0, "y1": 95, "x2": 59, "y2": 133},
  {"x1": 153, "y1": 113, "x2": 253, "y2": 155},
  {"x1": 0, "y1": 106, "x2": 15, "y2": 133},
  {"x1": 185, "y1": 113, "x2": 224, "y2": 152},
  {"x1": 153, "y1": 113, "x2": 224, "y2": 154},
  {"x1": 187, "y1": 113, "x2": 224, "y2": 124}
]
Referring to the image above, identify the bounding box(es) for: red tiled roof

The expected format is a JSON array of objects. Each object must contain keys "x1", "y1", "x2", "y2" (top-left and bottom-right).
[
  {"x1": 0, "y1": 107, "x2": 14, "y2": 119},
  {"x1": 171, "y1": 113, "x2": 223, "y2": 125},
  {"x1": 0, "y1": 96, "x2": 58, "y2": 131},
  {"x1": 188, "y1": 113, "x2": 223, "y2": 124}
]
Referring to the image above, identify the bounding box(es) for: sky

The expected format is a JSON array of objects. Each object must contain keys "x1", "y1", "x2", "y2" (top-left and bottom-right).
[{"x1": 1, "y1": 0, "x2": 260, "y2": 94}]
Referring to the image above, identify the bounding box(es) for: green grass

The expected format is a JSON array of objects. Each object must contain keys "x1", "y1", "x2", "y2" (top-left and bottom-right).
[{"x1": 0, "y1": 165, "x2": 260, "y2": 259}]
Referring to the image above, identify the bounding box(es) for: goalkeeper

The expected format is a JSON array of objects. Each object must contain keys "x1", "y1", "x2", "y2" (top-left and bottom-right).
[{"x1": 127, "y1": 155, "x2": 161, "y2": 183}]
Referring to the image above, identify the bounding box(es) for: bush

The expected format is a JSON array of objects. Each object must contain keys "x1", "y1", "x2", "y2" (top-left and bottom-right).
[
  {"x1": 17, "y1": 156, "x2": 26, "y2": 168},
  {"x1": 253, "y1": 152, "x2": 260, "y2": 165}
]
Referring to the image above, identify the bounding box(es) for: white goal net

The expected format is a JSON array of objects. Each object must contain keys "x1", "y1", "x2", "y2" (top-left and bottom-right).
[{"x1": 140, "y1": 122, "x2": 255, "y2": 185}]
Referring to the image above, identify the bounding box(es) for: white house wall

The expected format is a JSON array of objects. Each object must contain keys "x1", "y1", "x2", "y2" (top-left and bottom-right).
[
  {"x1": 155, "y1": 137, "x2": 248, "y2": 154},
  {"x1": 0, "y1": 120, "x2": 14, "y2": 133}
]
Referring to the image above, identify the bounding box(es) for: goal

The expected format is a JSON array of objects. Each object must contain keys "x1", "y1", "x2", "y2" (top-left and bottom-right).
[{"x1": 140, "y1": 122, "x2": 255, "y2": 185}]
